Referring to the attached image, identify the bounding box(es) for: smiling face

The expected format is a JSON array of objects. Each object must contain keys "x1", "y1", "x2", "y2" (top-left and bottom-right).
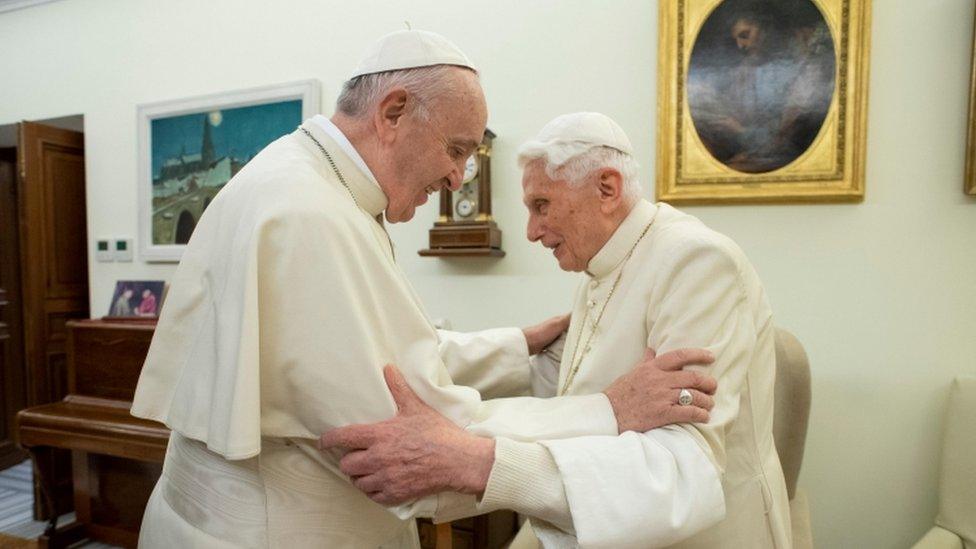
[
  {"x1": 377, "y1": 69, "x2": 488, "y2": 223},
  {"x1": 521, "y1": 161, "x2": 610, "y2": 272}
]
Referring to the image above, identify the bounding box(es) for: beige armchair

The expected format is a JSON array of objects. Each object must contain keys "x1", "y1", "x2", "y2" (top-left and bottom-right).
[
  {"x1": 772, "y1": 328, "x2": 814, "y2": 549},
  {"x1": 509, "y1": 328, "x2": 816, "y2": 549},
  {"x1": 911, "y1": 377, "x2": 976, "y2": 549}
]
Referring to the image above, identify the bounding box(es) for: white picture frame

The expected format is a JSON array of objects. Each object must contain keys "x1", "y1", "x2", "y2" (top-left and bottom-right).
[{"x1": 138, "y1": 80, "x2": 320, "y2": 262}]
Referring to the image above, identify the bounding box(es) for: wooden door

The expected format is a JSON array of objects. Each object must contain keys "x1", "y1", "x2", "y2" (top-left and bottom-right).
[
  {"x1": 0, "y1": 147, "x2": 28, "y2": 471},
  {"x1": 18, "y1": 121, "x2": 90, "y2": 513}
]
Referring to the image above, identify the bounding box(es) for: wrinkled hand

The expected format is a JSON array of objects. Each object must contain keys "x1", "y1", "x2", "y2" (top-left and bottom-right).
[
  {"x1": 603, "y1": 348, "x2": 718, "y2": 434},
  {"x1": 522, "y1": 313, "x2": 571, "y2": 355},
  {"x1": 319, "y1": 365, "x2": 495, "y2": 505}
]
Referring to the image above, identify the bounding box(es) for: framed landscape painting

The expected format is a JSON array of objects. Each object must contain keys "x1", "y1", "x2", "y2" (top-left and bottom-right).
[
  {"x1": 656, "y1": 0, "x2": 871, "y2": 204},
  {"x1": 138, "y1": 80, "x2": 319, "y2": 261}
]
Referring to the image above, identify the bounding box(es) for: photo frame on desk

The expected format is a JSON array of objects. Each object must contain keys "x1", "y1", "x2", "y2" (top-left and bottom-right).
[
  {"x1": 138, "y1": 80, "x2": 320, "y2": 261},
  {"x1": 105, "y1": 280, "x2": 165, "y2": 320},
  {"x1": 656, "y1": 0, "x2": 871, "y2": 204}
]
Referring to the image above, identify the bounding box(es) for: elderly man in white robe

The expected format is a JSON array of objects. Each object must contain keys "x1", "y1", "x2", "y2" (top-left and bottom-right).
[
  {"x1": 131, "y1": 31, "x2": 719, "y2": 548},
  {"x1": 323, "y1": 112, "x2": 793, "y2": 548}
]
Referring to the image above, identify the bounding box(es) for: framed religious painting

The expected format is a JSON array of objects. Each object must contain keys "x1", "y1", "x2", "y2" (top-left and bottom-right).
[
  {"x1": 965, "y1": 9, "x2": 976, "y2": 196},
  {"x1": 138, "y1": 80, "x2": 320, "y2": 261},
  {"x1": 656, "y1": 0, "x2": 871, "y2": 204}
]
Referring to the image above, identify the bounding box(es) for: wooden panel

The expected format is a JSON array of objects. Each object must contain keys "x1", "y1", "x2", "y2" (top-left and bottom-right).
[
  {"x1": 17, "y1": 400, "x2": 170, "y2": 462},
  {"x1": 481, "y1": 510, "x2": 517, "y2": 548},
  {"x1": 429, "y1": 225, "x2": 494, "y2": 248},
  {"x1": 72, "y1": 450, "x2": 93, "y2": 524},
  {"x1": 89, "y1": 456, "x2": 160, "y2": 536},
  {"x1": 43, "y1": 150, "x2": 88, "y2": 296},
  {"x1": 47, "y1": 312, "x2": 70, "y2": 342},
  {"x1": 67, "y1": 321, "x2": 155, "y2": 401},
  {"x1": 0, "y1": 147, "x2": 27, "y2": 471},
  {"x1": 45, "y1": 351, "x2": 68, "y2": 406},
  {"x1": 72, "y1": 450, "x2": 162, "y2": 549},
  {"x1": 418, "y1": 512, "x2": 516, "y2": 549},
  {"x1": 18, "y1": 121, "x2": 88, "y2": 406},
  {"x1": 18, "y1": 121, "x2": 89, "y2": 516}
]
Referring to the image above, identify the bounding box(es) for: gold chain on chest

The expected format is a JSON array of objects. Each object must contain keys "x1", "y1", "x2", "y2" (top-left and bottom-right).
[{"x1": 559, "y1": 218, "x2": 656, "y2": 396}]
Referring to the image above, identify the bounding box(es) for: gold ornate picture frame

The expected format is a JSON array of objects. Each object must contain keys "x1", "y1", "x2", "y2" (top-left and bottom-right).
[
  {"x1": 656, "y1": 0, "x2": 871, "y2": 204},
  {"x1": 965, "y1": 10, "x2": 976, "y2": 196}
]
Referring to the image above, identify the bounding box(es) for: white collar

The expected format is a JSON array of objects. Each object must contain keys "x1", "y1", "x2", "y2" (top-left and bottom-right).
[
  {"x1": 586, "y1": 199, "x2": 659, "y2": 279},
  {"x1": 309, "y1": 115, "x2": 382, "y2": 191},
  {"x1": 298, "y1": 117, "x2": 388, "y2": 217}
]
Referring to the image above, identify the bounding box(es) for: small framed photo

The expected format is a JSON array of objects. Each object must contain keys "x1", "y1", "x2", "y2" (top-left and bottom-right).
[
  {"x1": 656, "y1": 0, "x2": 871, "y2": 204},
  {"x1": 106, "y1": 280, "x2": 166, "y2": 319},
  {"x1": 138, "y1": 80, "x2": 320, "y2": 262}
]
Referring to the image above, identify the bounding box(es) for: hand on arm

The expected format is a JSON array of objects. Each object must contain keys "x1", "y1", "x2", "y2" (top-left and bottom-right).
[
  {"x1": 522, "y1": 314, "x2": 571, "y2": 355},
  {"x1": 320, "y1": 365, "x2": 496, "y2": 505},
  {"x1": 604, "y1": 347, "x2": 718, "y2": 434},
  {"x1": 320, "y1": 348, "x2": 717, "y2": 504}
]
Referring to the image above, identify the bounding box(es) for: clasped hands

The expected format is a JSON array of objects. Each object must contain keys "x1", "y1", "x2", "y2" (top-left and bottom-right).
[{"x1": 320, "y1": 341, "x2": 717, "y2": 506}]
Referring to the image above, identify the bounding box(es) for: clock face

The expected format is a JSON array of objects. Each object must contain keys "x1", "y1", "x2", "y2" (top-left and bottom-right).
[
  {"x1": 462, "y1": 155, "x2": 479, "y2": 183},
  {"x1": 455, "y1": 197, "x2": 475, "y2": 218}
]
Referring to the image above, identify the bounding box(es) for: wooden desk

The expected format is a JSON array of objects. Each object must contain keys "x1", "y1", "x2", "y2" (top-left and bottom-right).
[
  {"x1": 18, "y1": 398, "x2": 168, "y2": 548},
  {"x1": 16, "y1": 319, "x2": 160, "y2": 548}
]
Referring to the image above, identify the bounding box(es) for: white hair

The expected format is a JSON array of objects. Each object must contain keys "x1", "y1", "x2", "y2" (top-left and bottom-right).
[
  {"x1": 335, "y1": 65, "x2": 475, "y2": 120},
  {"x1": 517, "y1": 141, "x2": 642, "y2": 202}
]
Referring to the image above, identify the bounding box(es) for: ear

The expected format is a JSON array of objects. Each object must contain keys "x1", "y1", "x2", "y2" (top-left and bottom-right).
[
  {"x1": 373, "y1": 88, "x2": 409, "y2": 144},
  {"x1": 595, "y1": 168, "x2": 625, "y2": 214}
]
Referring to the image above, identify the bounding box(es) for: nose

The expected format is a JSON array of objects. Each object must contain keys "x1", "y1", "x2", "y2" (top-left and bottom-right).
[
  {"x1": 526, "y1": 216, "x2": 543, "y2": 243},
  {"x1": 447, "y1": 163, "x2": 463, "y2": 191}
]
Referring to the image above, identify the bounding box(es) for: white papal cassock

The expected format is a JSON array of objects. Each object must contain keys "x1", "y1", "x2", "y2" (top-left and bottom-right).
[
  {"x1": 130, "y1": 116, "x2": 621, "y2": 548},
  {"x1": 476, "y1": 200, "x2": 793, "y2": 548}
]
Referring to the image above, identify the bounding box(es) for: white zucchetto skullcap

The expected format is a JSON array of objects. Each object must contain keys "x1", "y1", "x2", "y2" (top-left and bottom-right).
[
  {"x1": 350, "y1": 30, "x2": 476, "y2": 79},
  {"x1": 518, "y1": 112, "x2": 634, "y2": 168}
]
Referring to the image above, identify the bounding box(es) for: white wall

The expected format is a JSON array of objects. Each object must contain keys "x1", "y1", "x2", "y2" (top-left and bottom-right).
[{"x1": 1, "y1": 1, "x2": 974, "y2": 547}]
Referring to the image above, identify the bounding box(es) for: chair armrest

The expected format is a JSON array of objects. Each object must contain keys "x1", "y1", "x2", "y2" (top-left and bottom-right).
[
  {"x1": 790, "y1": 490, "x2": 814, "y2": 549},
  {"x1": 911, "y1": 526, "x2": 964, "y2": 549}
]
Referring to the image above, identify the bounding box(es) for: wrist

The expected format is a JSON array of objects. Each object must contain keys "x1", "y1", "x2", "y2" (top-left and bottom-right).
[
  {"x1": 459, "y1": 436, "x2": 495, "y2": 495},
  {"x1": 522, "y1": 328, "x2": 540, "y2": 355},
  {"x1": 602, "y1": 388, "x2": 627, "y2": 434}
]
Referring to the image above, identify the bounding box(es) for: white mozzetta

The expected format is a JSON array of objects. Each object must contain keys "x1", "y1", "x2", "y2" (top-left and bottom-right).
[{"x1": 531, "y1": 200, "x2": 790, "y2": 548}]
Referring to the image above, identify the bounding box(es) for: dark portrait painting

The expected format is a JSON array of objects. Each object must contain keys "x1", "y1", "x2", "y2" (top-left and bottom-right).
[{"x1": 687, "y1": 0, "x2": 836, "y2": 173}]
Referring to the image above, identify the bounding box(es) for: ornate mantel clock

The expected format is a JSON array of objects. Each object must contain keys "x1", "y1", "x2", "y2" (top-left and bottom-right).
[{"x1": 419, "y1": 128, "x2": 504, "y2": 257}]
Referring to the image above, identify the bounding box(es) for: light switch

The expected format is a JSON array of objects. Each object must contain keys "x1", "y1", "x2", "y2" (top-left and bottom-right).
[
  {"x1": 114, "y1": 238, "x2": 133, "y2": 262},
  {"x1": 95, "y1": 239, "x2": 113, "y2": 262}
]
